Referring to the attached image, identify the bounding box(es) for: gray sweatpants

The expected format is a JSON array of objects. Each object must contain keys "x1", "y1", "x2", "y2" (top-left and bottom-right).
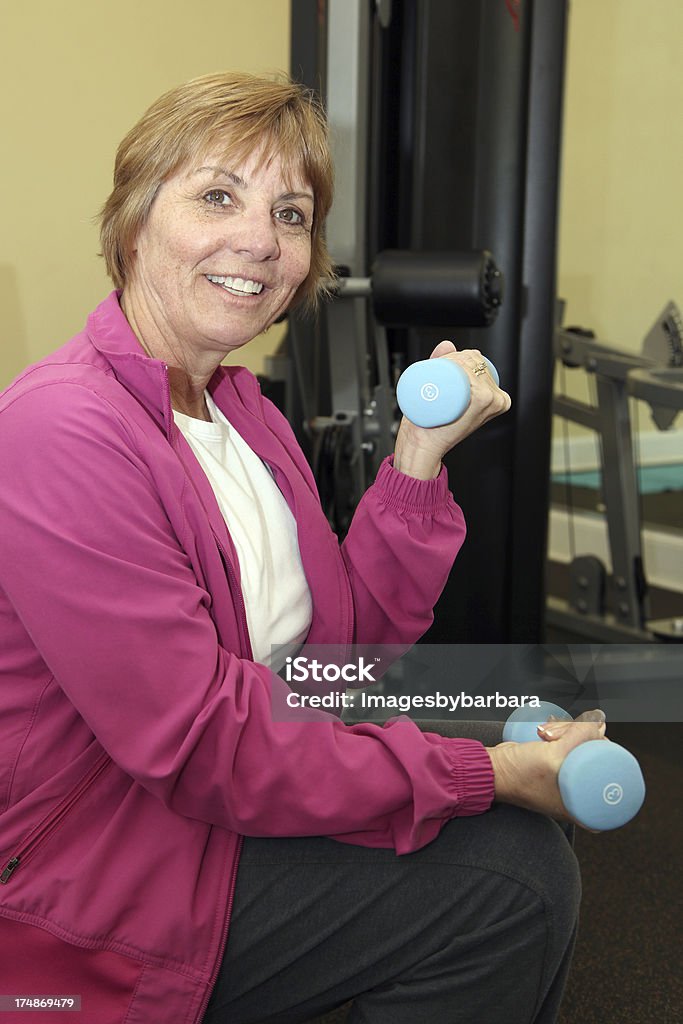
[{"x1": 203, "y1": 722, "x2": 580, "y2": 1024}]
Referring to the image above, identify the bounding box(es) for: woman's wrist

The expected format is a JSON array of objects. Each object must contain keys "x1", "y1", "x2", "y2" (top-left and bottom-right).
[
  {"x1": 486, "y1": 745, "x2": 516, "y2": 804},
  {"x1": 393, "y1": 420, "x2": 442, "y2": 480}
]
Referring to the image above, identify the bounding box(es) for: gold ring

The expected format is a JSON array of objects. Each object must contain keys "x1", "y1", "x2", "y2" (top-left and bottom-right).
[{"x1": 473, "y1": 361, "x2": 488, "y2": 376}]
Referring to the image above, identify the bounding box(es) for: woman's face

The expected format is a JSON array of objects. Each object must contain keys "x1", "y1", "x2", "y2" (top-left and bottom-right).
[{"x1": 125, "y1": 150, "x2": 314, "y2": 360}]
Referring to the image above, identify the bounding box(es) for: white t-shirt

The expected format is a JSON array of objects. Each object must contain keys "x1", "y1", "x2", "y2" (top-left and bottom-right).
[{"x1": 173, "y1": 393, "x2": 312, "y2": 672}]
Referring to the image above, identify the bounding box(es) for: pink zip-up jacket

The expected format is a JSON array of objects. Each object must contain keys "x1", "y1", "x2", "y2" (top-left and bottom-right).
[{"x1": 0, "y1": 292, "x2": 494, "y2": 1023}]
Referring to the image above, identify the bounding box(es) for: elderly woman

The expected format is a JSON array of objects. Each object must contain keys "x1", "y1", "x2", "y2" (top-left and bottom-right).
[{"x1": 0, "y1": 73, "x2": 605, "y2": 1024}]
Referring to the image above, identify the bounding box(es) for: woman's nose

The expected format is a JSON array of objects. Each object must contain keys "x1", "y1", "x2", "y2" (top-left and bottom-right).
[{"x1": 228, "y1": 209, "x2": 280, "y2": 261}]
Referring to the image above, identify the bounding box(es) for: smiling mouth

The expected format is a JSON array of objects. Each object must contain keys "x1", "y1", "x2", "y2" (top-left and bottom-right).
[{"x1": 206, "y1": 274, "x2": 264, "y2": 296}]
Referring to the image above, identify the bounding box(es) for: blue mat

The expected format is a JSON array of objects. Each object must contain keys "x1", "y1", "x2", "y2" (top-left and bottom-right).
[{"x1": 552, "y1": 464, "x2": 683, "y2": 495}]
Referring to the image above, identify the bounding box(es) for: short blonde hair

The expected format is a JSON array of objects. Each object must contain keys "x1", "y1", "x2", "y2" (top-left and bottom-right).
[{"x1": 99, "y1": 72, "x2": 335, "y2": 312}]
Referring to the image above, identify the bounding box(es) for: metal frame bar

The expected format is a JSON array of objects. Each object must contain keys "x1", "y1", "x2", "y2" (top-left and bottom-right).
[
  {"x1": 321, "y1": 0, "x2": 375, "y2": 495},
  {"x1": 551, "y1": 328, "x2": 683, "y2": 640}
]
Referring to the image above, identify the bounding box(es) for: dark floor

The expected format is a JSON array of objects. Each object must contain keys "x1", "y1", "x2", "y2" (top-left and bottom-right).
[{"x1": 558, "y1": 722, "x2": 683, "y2": 1024}]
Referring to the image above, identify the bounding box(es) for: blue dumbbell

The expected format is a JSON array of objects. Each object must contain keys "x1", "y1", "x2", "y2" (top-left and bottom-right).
[
  {"x1": 396, "y1": 356, "x2": 499, "y2": 427},
  {"x1": 503, "y1": 702, "x2": 646, "y2": 831}
]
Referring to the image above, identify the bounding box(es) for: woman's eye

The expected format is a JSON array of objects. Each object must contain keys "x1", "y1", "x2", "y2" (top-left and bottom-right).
[
  {"x1": 204, "y1": 189, "x2": 231, "y2": 206},
  {"x1": 275, "y1": 207, "x2": 305, "y2": 226}
]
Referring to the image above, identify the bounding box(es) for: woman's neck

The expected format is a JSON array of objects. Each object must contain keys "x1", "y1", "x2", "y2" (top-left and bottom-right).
[
  {"x1": 168, "y1": 369, "x2": 212, "y2": 421},
  {"x1": 120, "y1": 288, "x2": 215, "y2": 421}
]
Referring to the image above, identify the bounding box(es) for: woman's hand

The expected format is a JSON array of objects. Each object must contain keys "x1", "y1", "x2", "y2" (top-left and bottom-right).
[
  {"x1": 487, "y1": 711, "x2": 608, "y2": 828},
  {"x1": 393, "y1": 341, "x2": 512, "y2": 480}
]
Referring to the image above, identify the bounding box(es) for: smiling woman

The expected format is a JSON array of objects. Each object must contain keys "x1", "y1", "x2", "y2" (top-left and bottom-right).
[
  {"x1": 120, "y1": 151, "x2": 316, "y2": 418},
  {"x1": 98, "y1": 72, "x2": 334, "y2": 420},
  {"x1": 99, "y1": 72, "x2": 335, "y2": 314}
]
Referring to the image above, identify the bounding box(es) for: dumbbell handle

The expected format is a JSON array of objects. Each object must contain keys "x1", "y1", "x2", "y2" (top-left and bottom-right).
[
  {"x1": 396, "y1": 356, "x2": 499, "y2": 428},
  {"x1": 503, "y1": 702, "x2": 645, "y2": 831}
]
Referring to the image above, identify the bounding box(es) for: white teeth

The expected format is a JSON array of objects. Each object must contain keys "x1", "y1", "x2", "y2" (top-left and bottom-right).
[{"x1": 206, "y1": 274, "x2": 264, "y2": 294}]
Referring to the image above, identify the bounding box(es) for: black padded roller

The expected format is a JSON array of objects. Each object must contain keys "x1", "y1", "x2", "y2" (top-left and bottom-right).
[{"x1": 370, "y1": 249, "x2": 503, "y2": 328}]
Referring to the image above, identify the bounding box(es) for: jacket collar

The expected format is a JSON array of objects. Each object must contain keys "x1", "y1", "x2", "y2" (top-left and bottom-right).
[
  {"x1": 85, "y1": 291, "x2": 264, "y2": 438},
  {"x1": 86, "y1": 291, "x2": 174, "y2": 435}
]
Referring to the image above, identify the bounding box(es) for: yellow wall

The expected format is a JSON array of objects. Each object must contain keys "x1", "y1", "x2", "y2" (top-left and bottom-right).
[
  {"x1": 555, "y1": 0, "x2": 683, "y2": 422},
  {"x1": 0, "y1": 0, "x2": 291, "y2": 387}
]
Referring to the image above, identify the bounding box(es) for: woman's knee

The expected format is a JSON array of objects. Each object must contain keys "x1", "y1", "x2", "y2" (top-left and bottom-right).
[
  {"x1": 486, "y1": 804, "x2": 582, "y2": 933},
  {"x1": 434, "y1": 804, "x2": 582, "y2": 932}
]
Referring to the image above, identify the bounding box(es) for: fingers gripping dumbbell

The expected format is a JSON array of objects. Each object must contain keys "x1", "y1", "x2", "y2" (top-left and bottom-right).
[
  {"x1": 503, "y1": 702, "x2": 646, "y2": 831},
  {"x1": 396, "y1": 356, "x2": 499, "y2": 428}
]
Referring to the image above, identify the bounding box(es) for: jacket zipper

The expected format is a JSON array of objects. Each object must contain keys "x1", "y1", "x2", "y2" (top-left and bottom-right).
[
  {"x1": 194, "y1": 833, "x2": 244, "y2": 1024},
  {"x1": 0, "y1": 751, "x2": 111, "y2": 884},
  {"x1": 218, "y1": 542, "x2": 253, "y2": 660}
]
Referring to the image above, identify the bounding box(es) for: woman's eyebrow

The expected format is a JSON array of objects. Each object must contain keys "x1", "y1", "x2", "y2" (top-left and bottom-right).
[
  {"x1": 191, "y1": 166, "x2": 247, "y2": 187},
  {"x1": 190, "y1": 167, "x2": 313, "y2": 203},
  {"x1": 281, "y1": 190, "x2": 315, "y2": 204}
]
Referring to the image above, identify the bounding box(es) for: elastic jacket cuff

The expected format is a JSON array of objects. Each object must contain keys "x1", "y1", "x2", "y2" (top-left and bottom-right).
[
  {"x1": 440, "y1": 737, "x2": 496, "y2": 816},
  {"x1": 373, "y1": 455, "x2": 451, "y2": 514}
]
